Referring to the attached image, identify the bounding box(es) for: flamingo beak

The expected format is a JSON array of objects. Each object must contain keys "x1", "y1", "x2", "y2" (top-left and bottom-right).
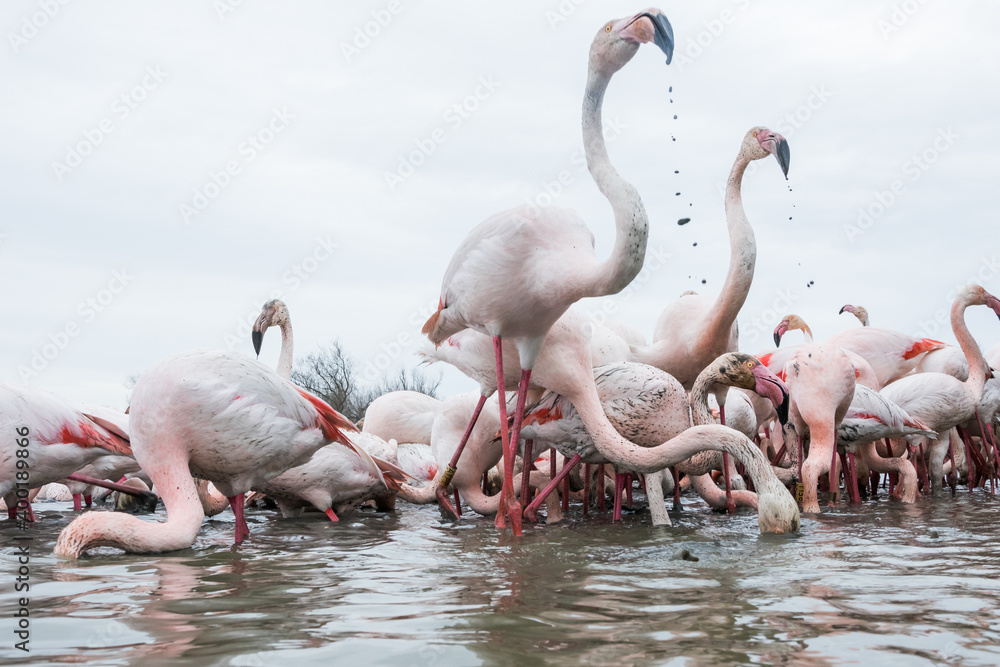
[
  {"x1": 757, "y1": 129, "x2": 791, "y2": 179},
  {"x1": 251, "y1": 317, "x2": 267, "y2": 356},
  {"x1": 621, "y1": 9, "x2": 674, "y2": 64},
  {"x1": 773, "y1": 320, "x2": 789, "y2": 347},
  {"x1": 752, "y1": 365, "x2": 790, "y2": 425},
  {"x1": 839, "y1": 305, "x2": 854, "y2": 315},
  {"x1": 985, "y1": 293, "x2": 1000, "y2": 321}
]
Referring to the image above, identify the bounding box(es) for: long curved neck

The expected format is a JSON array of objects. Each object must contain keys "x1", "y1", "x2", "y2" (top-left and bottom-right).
[
  {"x1": 689, "y1": 372, "x2": 718, "y2": 426},
  {"x1": 582, "y1": 69, "x2": 648, "y2": 297},
  {"x1": 705, "y1": 151, "x2": 756, "y2": 341},
  {"x1": 277, "y1": 320, "x2": 294, "y2": 381},
  {"x1": 797, "y1": 324, "x2": 814, "y2": 343},
  {"x1": 953, "y1": 296, "x2": 989, "y2": 399}
]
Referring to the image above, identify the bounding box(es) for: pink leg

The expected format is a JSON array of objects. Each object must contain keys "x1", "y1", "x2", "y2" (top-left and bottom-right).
[
  {"x1": 720, "y1": 405, "x2": 734, "y2": 514},
  {"x1": 523, "y1": 454, "x2": 581, "y2": 522},
  {"x1": 324, "y1": 507, "x2": 339, "y2": 522},
  {"x1": 520, "y1": 439, "x2": 534, "y2": 509},
  {"x1": 583, "y1": 463, "x2": 591, "y2": 518},
  {"x1": 22, "y1": 500, "x2": 35, "y2": 523},
  {"x1": 612, "y1": 473, "x2": 624, "y2": 522},
  {"x1": 946, "y1": 435, "x2": 957, "y2": 493},
  {"x1": 84, "y1": 494, "x2": 92, "y2": 508},
  {"x1": 454, "y1": 489, "x2": 462, "y2": 516},
  {"x1": 227, "y1": 494, "x2": 249, "y2": 544},
  {"x1": 770, "y1": 444, "x2": 787, "y2": 466},
  {"x1": 73, "y1": 493, "x2": 82, "y2": 512},
  {"x1": 625, "y1": 474, "x2": 633, "y2": 508},
  {"x1": 491, "y1": 336, "x2": 513, "y2": 533},
  {"x1": 437, "y1": 393, "x2": 488, "y2": 519},
  {"x1": 561, "y1": 457, "x2": 570, "y2": 513},
  {"x1": 597, "y1": 463, "x2": 606, "y2": 511},
  {"x1": 847, "y1": 452, "x2": 861, "y2": 503},
  {"x1": 975, "y1": 410, "x2": 999, "y2": 495}
]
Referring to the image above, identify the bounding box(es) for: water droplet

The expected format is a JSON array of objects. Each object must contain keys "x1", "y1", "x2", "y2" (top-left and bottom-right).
[
  {"x1": 674, "y1": 170, "x2": 679, "y2": 174},
  {"x1": 673, "y1": 115, "x2": 678, "y2": 120},
  {"x1": 692, "y1": 242, "x2": 698, "y2": 247},
  {"x1": 701, "y1": 279, "x2": 707, "y2": 284},
  {"x1": 789, "y1": 217, "x2": 792, "y2": 220},
  {"x1": 677, "y1": 218, "x2": 690, "y2": 226},
  {"x1": 669, "y1": 86, "x2": 673, "y2": 93},
  {"x1": 669, "y1": 99, "x2": 673, "y2": 103},
  {"x1": 675, "y1": 192, "x2": 681, "y2": 196}
]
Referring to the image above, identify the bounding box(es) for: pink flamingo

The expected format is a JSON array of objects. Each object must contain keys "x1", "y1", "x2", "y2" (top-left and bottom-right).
[
  {"x1": 781, "y1": 343, "x2": 857, "y2": 513},
  {"x1": 54, "y1": 350, "x2": 375, "y2": 557},
  {"x1": 421, "y1": 11, "x2": 674, "y2": 535},
  {"x1": 880, "y1": 285, "x2": 1000, "y2": 494},
  {"x1": 1, "y1": 383, "x2": 153, "y2": 521},
  {"x1": 362, "y1": 391, "x2": 442, "y2": 445},
  {"x1": 839, "y1": 304, "x2": 870, "y2": 327},
  {"x1": 632, "y1": 126, "x2": 790, "y2": 388},
  {"x1": 63, "y1": 404, "x2": 140, "y2": 511}
]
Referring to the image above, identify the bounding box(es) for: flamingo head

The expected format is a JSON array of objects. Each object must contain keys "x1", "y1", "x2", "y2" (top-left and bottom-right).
[
  {"x1": 956, "y1": 285, "x2": 1000, "y2": 322},
  {"x1": 839, "y1": 304, "x2": 870, "y2": 326},
  {"x1": 714, "y1": 353, "x2": 791, "y2": 425},
  {"x1": 744, "y1": 126, "x2": 791, "y2": 179},
  {"x1": 252, "y1": 298, "x2": 290, "y2": 356},
  {"x1": 983, "y1": 287, "x2": 1000, "y2": 321},
  {"x1": 590, "y1": 9, "x2": 674, "y2": 76},
  {"x1": 773, "y1": 314, "x2": 808, "y2": 347}
]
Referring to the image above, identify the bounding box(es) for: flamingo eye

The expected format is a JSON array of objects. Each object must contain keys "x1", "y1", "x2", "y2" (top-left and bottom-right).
[
  {"x1": 605, "y1": 24, "x2": 612, "y2": 32},
  {"x1": 752, "y1": 131, "x2": 758, "y2": 138}
]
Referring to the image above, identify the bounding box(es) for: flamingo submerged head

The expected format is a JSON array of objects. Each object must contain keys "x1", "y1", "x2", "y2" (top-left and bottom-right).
[
  {"x1": 591, "y1": 8, "x2": 674, "y2": 75},
  {"x1": 742, "y1": 126, "x2": 791, "y2": 179},
  {"x1": 252, "y1": 299, "x2": 290, "y2": 356}
]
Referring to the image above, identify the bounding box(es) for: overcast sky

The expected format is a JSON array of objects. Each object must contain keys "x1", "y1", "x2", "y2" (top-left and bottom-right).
[{"x1": 3, "y1": 0, "x2": 999, "y2": 410}]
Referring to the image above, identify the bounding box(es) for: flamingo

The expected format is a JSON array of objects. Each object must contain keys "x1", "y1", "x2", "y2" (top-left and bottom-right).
[
  {"x1": 54, "y1": 350, "x2": 376, "y2": 557},
  {"x1": 781, "y1": 343, "x2": 857, "y2": 513},
  {"x1": 251, "y1": 299, "x2": 409, "y2": 521},
  {"x1": 362, "y1": 391, "x2": 442, "y2": 445},
  {"x1": 839, "y1": 304, "x2": 870, "y2": 327},
  {"x1": 880, "y1": 285, "x2": 1000, "y2": 494},
  {"x1": 421, "y1": 10, "x2": 674, "y2": 535},
  {"x1": 63, "y1": 404, "x2": 140, "y2": 511},
  {"x1": 1, "y1": 383, "x2": 153, "y2": 521},
  {"x1": 517, "y1": 354, "x2": 790, "y2": 526},
  {"x1": 631, "y1": 126, "x2": 790, "y2": 388}
]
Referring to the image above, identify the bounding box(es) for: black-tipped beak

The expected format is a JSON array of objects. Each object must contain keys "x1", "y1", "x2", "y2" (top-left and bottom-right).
[
  {"x1": 252, "y1": 329, "x2": 263, "y2": 356},
  {"x1": 774, "y1": 138, "x2": 790, "y2": 179},
  {"x1": 625, "y1": 11, "x2": 674, "y2": 64},
  {"x1": 773, "y1": 331, "x2": 782, "y2": 347},
  {"x1": 775, "y1": 387, "x2": 790, "y2": 425},
  {"x1": 839, "y1": 306, "x2": 848, "y2": 315}
]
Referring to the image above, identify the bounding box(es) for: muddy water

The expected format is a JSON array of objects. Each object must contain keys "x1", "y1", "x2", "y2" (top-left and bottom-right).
[{"x1": 2, "y1": 492, "x2": 999, "y2": 666}]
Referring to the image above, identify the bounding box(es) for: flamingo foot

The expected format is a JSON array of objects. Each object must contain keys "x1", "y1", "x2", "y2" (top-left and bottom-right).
[
  {"x1": 506, "y1": 498, "x2": 523, "y2": 536},
  {"x1": 436, "y1": 486, "x2": 460, "y2": 521},
  {"x1": 324, "y1": 507, "x2": 339, "y2": 522}
]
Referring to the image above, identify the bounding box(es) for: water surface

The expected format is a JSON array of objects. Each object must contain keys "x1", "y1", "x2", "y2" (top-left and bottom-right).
[{"x1": 2, "y1": 492, "x2": 1000, "y2": 665}]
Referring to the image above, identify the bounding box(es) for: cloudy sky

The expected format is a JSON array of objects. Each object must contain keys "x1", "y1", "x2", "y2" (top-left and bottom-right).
[{"x1": 3, "y1": 0, "x2": 999, "y2": 409}]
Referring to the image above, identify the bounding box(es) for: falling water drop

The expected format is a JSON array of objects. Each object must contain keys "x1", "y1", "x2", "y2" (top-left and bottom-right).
[
  {"x1": 675, "y1": 192, "x2": 681, "y2": 196},
  {"x1": 701, "y1": 279, "x2": 707, "y2": 285},
  {"x1": 673, "y1": 115, "x2": 678, "y2": 120},
  {"x1": 692, "y1": 242, "x2": 698, "y2": 247},
  {"x1": 674, "y1": 170, "x2": 679, "y2": 174},
  {"x1": 669, "y1": 86, "x2": 673, "y2": 93},
  {"x1": 677, "y1": 218, "x2": 690, "y2": 226}
]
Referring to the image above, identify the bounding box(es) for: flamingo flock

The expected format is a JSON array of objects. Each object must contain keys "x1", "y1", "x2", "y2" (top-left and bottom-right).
[{"x1": 0, "y1": 9, "x2": 995, "y2": 559}]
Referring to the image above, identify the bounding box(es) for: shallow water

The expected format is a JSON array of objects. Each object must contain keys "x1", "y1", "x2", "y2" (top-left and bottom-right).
[{"x1": 2, "y1": 491, "x2": 1000, "y2": 666}]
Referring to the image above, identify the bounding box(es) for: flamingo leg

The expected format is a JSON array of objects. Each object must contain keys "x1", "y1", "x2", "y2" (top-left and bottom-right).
[
  {"x1": 500, "y1": 368, "x2": 531, "y2": 536},
  {"x1": 625, "y1": 473, "x2": 633, "y2": 508},
  {"x1": 66, "y1": 474, "x2": 158, "y2": 507},
  {"x1": 492, "y1": 336, "x2": 514, "y2": 533},
  {"x1": 520, "y1": 439, "x2": 534, "y2": 509},
  {"x1": 84, "y1": 494, "x2": 92, "y2": 508},
  {"x1": 324, "y1": 507, "x2": 339, "y2": 522},
  {"x1": 561, "y1": 456, "x2": 571, "y2": 513},
  {"x1": 846, "y1": 452, "x2": 861, "y2": 503},
  {"x1": 436, "y1": 393, "x2": 488, "y2": 520},
  {"x1": 583, "y1": 463, "x2": 591, "y2": 518},
  {"x1": 946, "y1": 434, "x2": 957, "y2": 494},
  {"x1": 975, "y1": 410, "x2": 998, "y2": 495},
  {"x1": 829, "y1": 446, "x2": 840, "y2": 503},
  {"x1": 671, "y1": 467, "x2": 681, "y2": 511},
  {"x1": 228, "y1": 494, "x2": 249, "y2": 544},
  {"x1": 73, "y1": 493, "x2": 82, "y2": 512},
  {"x1": 719, "y1": 405, "x2": 734, "y2": 514},
  {"x1": 612, "y1": 473, "x2": 624, "y2": 522},
  {"x1": 454, "y1": 489, "x2": 462, "y2": 516},
  {"x1": 523, "y1": 454, "x2": 581, "y2": 523},
  {"x1": 770, "y1": 444, "x2": 787, "y2": 466},
  {"x1": 597, "y1": 463, "x2": 606, "y2": 510}
]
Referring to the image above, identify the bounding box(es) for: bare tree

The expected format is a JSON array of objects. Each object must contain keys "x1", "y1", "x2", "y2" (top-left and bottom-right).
[{"x1": 291, "y1": 341, "x2": 440, "y2": 423}]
